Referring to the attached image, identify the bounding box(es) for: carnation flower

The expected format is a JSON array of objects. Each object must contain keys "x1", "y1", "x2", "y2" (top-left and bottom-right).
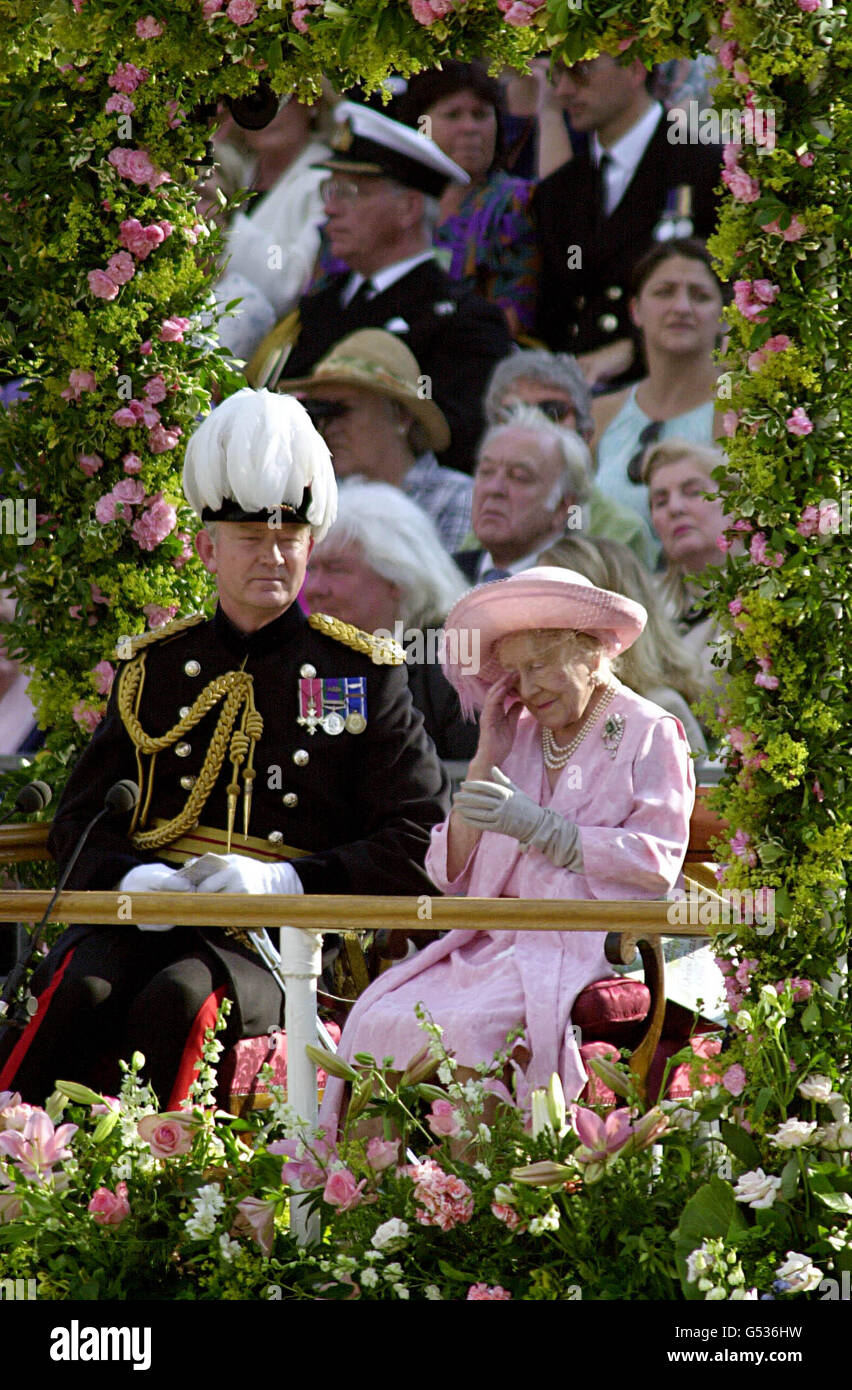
[{"x1": 410, "y1": 1159, "x2": 474, "y2": 1232}]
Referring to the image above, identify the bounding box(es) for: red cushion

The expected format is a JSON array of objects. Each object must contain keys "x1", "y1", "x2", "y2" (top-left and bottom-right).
[
  {"x1": 573, "y1": 977, "x2": 651, "y2": 1042},
  {"x1": 578, "y1": 1041, "x2": 621, "y2": 1106}
]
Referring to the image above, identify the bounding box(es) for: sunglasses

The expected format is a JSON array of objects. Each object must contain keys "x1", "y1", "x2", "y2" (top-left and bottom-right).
[
  {"x1": 301, "y1": 398, "x2": 353, "y2": 427},
  {"x1": 627, "y1": 420, "x2": 664, "y2": 485}
]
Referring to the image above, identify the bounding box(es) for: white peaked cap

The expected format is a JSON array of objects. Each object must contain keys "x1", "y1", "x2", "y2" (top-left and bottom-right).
[{"x1": 182, "y1": 388, "x2": 338, "y2": 541}]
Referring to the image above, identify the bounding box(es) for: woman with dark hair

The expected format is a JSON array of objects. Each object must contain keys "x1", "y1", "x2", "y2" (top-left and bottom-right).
[
  {"x1": 393, "y1": 62, "x2": 539, "y2": 339},
  {"x1": 590, "y1": 238, "x2": 727, "y2": 547}
]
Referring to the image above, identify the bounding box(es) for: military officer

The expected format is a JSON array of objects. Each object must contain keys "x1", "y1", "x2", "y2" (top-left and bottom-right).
[
  {"x1": 0, "y1": 389, "x2": 449, "y2": 1107},
  {"x1": 248, "y1": 100, "x2": 512, "y2": 475}
]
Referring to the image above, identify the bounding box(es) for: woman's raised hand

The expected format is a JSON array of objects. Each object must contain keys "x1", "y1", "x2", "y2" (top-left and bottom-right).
[{"x1": 469, "y1": 672, "x2": 521, "y2": 778}]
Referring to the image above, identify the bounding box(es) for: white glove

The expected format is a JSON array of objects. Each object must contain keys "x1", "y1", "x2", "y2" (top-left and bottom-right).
[
  {"x1": 189, "y1": 853, "x2": 305, "y2": 896},
  {"x1": 454, "y1": 766, "x2": 584, "y2": 871},
  {"x1": 118, "y1": 862, "x2": 196, "y2": 932}
]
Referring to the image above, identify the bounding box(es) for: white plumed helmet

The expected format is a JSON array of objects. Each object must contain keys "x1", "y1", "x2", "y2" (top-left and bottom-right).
[{"x1": 182, "y1": 388, "x2": 338, "y2": 542}]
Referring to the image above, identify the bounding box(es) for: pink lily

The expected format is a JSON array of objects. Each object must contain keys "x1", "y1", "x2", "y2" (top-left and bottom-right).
[
  {"x1": 572, "y1": 1105, "x2": 634, "y2": 1163},
  {"x1": 0, "y1": 1109, "x2": 78, "y2": 1181},
  {"x1": 234, "y1": 1195, "x2": 278, "y2": 1257}
]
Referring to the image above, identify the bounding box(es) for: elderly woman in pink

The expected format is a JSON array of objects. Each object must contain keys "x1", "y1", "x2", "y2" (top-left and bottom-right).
[{"x1": 320, "y1": 568, "x2": 695, "y2": 1122}]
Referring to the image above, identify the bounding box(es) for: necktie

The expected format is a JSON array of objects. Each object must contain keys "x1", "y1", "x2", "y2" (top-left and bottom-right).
[
  {"x1": 346, "y1": 277, "x2": 375, "y2": 312},
  {"x1": 594, "y1": 152, "x2": 612, "y2": 225}
]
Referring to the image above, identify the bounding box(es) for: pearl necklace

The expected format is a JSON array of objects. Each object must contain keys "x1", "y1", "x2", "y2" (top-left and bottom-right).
[{"x1": 541, "y1": 682, "x2": 617, "y2": 770}]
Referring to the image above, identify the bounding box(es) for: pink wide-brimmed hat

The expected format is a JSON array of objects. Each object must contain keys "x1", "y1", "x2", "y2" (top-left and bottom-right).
[{"x1": 443, "y1": 566, "x2": 647, "y2": 713}]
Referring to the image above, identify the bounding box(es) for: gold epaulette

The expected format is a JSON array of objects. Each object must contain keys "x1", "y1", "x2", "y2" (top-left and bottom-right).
[
  {"x1": 308, "y1": 612, "x2": 405, "y2": 665},
  {"x1": 114, "y1": 612, "x2": 207, "y2": 662}
]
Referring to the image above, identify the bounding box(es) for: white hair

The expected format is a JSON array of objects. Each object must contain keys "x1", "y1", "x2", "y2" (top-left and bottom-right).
[
  {"x1": 314, "y1": 477, "x2": 468, "y2": 629},
  {"x1": 477, "y1": 404, "x2": 593, "y2": 505}
]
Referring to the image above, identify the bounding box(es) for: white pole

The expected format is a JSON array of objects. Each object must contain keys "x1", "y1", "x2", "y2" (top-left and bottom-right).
[{"x1": 279, "y1": 923, "x2": 324, "y2": 1246}]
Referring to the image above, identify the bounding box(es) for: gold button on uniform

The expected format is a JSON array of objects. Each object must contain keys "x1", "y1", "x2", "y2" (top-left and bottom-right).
[
  {"x1": 175, "y1": 742, "x2": 192, "y2": 758},
  {"x1": 293, "y1": 749, "x2": 309, "y2": 767},
  {"x1": 282, "y1": 792, "x2": 298, "y2": 808},
  {"x1": 184, "y1": 660, "x2": 201, "y2": 677},
  {"x1": 179, "y1": 706, "x2": 191, "y2": 719},
  {"x1": 605, "y1": 285, "x2": 623, "y2": 301},
  {"x1": 268, "y1": 830, "x2": 284, "y2": 844},
  {"x1": 598, "y1": 313, "x2": 618, "y2": 333},
  {"x1": 180, "y1": 775, "x2": 196, "y2": 790}
]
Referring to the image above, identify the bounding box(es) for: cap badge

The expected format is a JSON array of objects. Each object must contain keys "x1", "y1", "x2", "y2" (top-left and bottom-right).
[{"x1": 332, "y1": 117, "x2": 354, "y2": 153}]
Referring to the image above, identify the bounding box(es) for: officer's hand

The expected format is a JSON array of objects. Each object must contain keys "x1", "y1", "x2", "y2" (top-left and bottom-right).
[
  {"x1": 118, "y1": 862, "x2": 196, "y2": 932},
  {"x1": 190, "y1": 853, "x2": 304, "y2": 896}
]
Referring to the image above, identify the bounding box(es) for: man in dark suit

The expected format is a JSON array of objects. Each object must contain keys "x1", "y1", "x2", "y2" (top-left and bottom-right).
[
  {"x1": 532, "y1": 56, "x2": 722, "y2": 390},
  {"x1": 256, "y1": 101, "x2": 511, "y2": 475},
  {"x1": 0, "y1": 389, "x2": 449, "y2": 1106}
]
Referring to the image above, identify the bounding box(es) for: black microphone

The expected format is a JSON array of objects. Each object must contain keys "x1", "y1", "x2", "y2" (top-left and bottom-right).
[
  {"x1": 0, "y1": 779, "x2": 53, "y2": 827},
  {"x1": 0, "y1": 779, "x2": 140, "y2": 1026}
]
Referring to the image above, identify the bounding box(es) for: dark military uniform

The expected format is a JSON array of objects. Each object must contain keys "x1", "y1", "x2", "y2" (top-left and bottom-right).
[
  {"x1": 532, "y1": 121, "x2": 722, "y2": 365},
  {"x1": 281, "y1": 259, "x2": 512, "y2": 475},
  {"x1": 0, "y1": 603, "x2": 449, "y2": 1104}
]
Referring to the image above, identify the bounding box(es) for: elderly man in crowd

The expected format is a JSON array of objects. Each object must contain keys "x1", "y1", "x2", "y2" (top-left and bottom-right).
[
  {"x1": 455, "y1": 404, "x2": 592, "y2": 583},
  {"x1": 251, "y1": 100, "x2": 511, "y2": 474},
  {"x1": 279, "y1": 328, "x2": 472, "y2": 555},
  {"x1": 482, "y1": 350, "x2": 656, "y2": 567}
]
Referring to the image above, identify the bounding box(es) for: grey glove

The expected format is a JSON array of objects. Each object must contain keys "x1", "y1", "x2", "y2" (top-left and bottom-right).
[{"x1": 454, "y1": 766, "x2": 584, "y2": 871}]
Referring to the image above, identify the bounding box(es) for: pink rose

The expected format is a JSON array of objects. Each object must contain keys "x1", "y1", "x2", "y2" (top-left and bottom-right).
[
  {"x1": 131, "y1": 497, "x2": 178, "y2": 550},
  {"x1": 143, "y1": 603, "x2": 178, "y2": 628},
  {"x1": 720, "y1": 7, "x2": 734, "y2": 26},
  {"x1": 118, "y1": 218, "x2": 168, "y2": 259},
  {"x1": 718, "y1": 39, "x2": 738, "y2": 70},
  {"x1": 95, "y1": 494, "x2": 118, "y2": 523},
  {"x1": 722, "y1": 1063, "x2": 747, "y2": 1096},
  {"x1": 786, "y1": 407, "x2": 813, "y2": 436},
  {"x1": 173, "y1": 530, "x2": 193, "y2": 569},
  {"x1": 113, "y1": 478, "x2": 146, "y2": 504},
  {"x1": 732, "y1": 59, "x2": 750, "y2": 85},
  {"x1": 105, "y1": 94, "x2": 135, "y2": 115},
  {"x1": 722, "y1": 166, "x2": 760, "y2": 202},
  {"x1": 159, "y1": 316, "x2": 191, "y2": 342},
  {"x1": 122, "y1": 453, "x2": 143, "y2": 474},
  {"x1": 166, "y1": 101, "x2": 185, "y2": 129},
  {"x1": 148, "y1": 423, "x2": 182, "y2": 453},
  {"x1": 721, "y1": 410, "x2": 739, "y2": 436},
  {"x1": 88, "y1": 1181, "x2": 131, "y2": 1226},
  {"x1": 797, "y1": 0, "x2": 820, "y2": 9},
  {"x1": 88, "y1": 269, "x2": 119, "y2": 300},
  {"x1": 797, "y1": 505, "x2": 821, "y2": 538},
  {"x1": 410, "y1": 0, "x2": 455, "y2": 20},
  {"x1": 135, "y1": 15, "x2": 165, "y2": 37},
  {"x1": 730, "y1": 830, "x2": 756, "y2": 866},
  {"x1": 140, "y1": 401, "x2": 161, "y2": 428},
  {"x1": 728, "y1": 598, "x2": 745, "y2": 617},
  {"x1": 322, "y1": 1167, "x2": 366, "y2": 1211},
  {"x1": 143, "y1": 373, "x2": 168, "y2": 403},
  {"x1": 798, "y1": 151, "x2": 815, "y2": 167},
  {"x1": 92, "y1": 660, "x2": 115, "y2": 695},
  {"x1": 749, "y1": 532, "x2": 784, "y2": 567},
  {"x1": 108, "y1": 147, "x2": 170, "y2": 189},
  {"x1": 776, "y1": 977, "x2": 812, "y2": 1001},
  {"x1": 467, "y1": 1283, "x2": 512, "y2": 1300},
  {"x1": 748, "y1": 334, "x2": 792, "y2": 372},
  {"x1": 139, "y1": 339, "x2": 153, "y2": 355},
  {"x1": 61, "y1": 368, "x2": 97, "y2": 401},
  {"x1": 427, "y1": 1099, "x2": 461, "y2": 1138},
  {"x1": 105, "y1": 251, "x2": 135, "y2": 286},
  {"x1": 366, "y1": 1137, "x2": 399, "y2": 1172},
  {"x1": 761, "y1": 215, "x2": 806, "y2": 242},
  {"x1": 226, "y1": 0, "x2": 258, "y2": 21},
  {"x1": 72, "y1": 701, "x2": 102, "y2": 733},
  {"x1": 112, "y1": 406, "x2": 139, "y2": 427},
  {"x1": 754, "y1": 656, "x2": 779, "y2": 689},
  {"x1": 108, "y1": 62, "x2": 150, "y2": 94},
  {"x1": 202, "y1": 0, "x2": 224, "y2": 15},
  {"x1": 137, "y1": 1114, "x2": 194, "y2": 1158}
]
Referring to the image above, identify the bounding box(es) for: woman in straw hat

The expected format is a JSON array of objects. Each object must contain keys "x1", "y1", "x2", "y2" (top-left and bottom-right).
[{"x1": 320, "y1": 567, "x2": 695, "y2": 1125}]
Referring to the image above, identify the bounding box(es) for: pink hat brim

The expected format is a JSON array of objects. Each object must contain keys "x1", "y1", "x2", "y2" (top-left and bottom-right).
[{"x1": 442, "y1": 567, "x2": 647, "y2": 714}]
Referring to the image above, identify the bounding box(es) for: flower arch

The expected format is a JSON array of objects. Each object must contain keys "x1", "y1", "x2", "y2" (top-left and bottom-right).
[{"x1": 0, "y1": 0, "x2": 849, "y2": 1298}]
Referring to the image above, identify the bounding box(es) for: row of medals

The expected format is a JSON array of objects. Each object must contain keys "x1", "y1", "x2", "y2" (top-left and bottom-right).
[{"x1": 297, "y1": 662, "x2": 366, "y2": 738}]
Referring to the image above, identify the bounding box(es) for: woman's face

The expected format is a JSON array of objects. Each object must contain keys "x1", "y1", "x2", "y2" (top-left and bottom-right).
[
  {"x1": 648, "y1": 459, "x2": 726, "y2": 572},
  {"x1": 630, "y1": 254, "x2": 723, "y2": 357},
  {"x1": 496, "y1": 630, "x2": 603, "y2": 735},
  {"x1": 303, "y1": 540, "x2": 401, "y2": 633},
  {"x1": 426, "y1": 89, "x2": 497, "y2": 183}
]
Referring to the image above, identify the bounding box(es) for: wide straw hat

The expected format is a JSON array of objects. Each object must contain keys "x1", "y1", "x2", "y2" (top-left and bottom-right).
[
  {"x1": 442, "y1": 566, "x2": 647, "y2": 714},
  {"x1": 278, "y1": 329, "x2": 451, "y2": 453}
]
